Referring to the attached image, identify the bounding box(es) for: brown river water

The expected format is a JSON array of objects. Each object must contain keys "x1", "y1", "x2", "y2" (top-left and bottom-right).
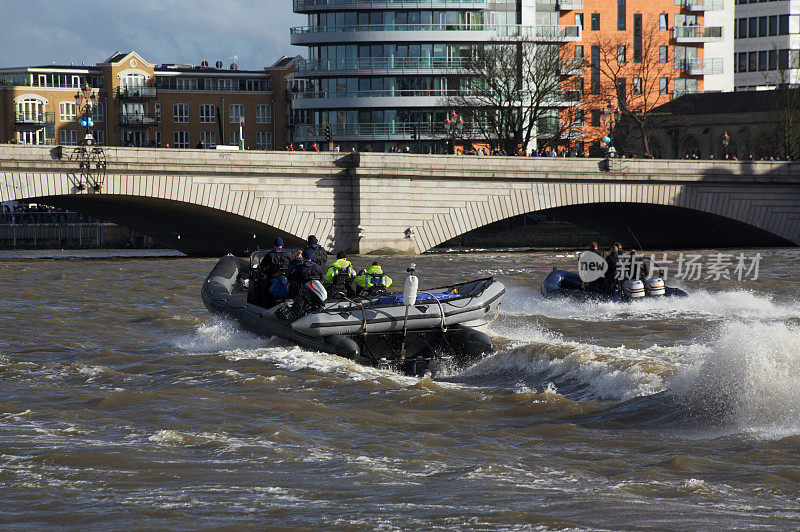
[{"x1": 1, "y1": 247, "x2": 799, "y2": 529}]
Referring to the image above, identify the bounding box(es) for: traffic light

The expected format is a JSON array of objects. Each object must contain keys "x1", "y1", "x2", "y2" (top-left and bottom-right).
[{"x1": 325, "y1": 124, "x2": 332, "y2": 143}]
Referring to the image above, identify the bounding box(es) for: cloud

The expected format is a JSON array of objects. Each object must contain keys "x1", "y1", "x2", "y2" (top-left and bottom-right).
[{"x1": 0, "y1": 0, "x2": 305, "y2": 68}]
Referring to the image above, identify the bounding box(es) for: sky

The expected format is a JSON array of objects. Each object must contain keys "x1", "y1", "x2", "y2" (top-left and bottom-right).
[{"x1": 0, "y1": 0, "x2": 305, "y2": 69}]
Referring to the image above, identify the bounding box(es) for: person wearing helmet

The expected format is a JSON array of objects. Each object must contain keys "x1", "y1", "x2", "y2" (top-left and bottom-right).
[{"x1": 356, "y1": 261, "x2": 393, "y2": 296}]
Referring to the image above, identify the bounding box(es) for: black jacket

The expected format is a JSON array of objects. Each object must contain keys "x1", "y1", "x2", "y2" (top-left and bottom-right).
[
  {"x1": 605, "y1": 251, "x2": 619, "y2": 282},
  {"x1": 293, "y1": 260, "x2": 324, "y2": 284},
  {"x1": 303, "y1": 244, "x2": 328, "y2": 267},
  {"x1": 261, "y1": 248, "x2": 292, "y2": 278}
]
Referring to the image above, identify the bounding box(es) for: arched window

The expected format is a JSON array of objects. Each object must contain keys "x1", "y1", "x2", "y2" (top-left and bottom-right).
[
  {"x1": 680, "y1": 135, "x2": 702, "y2": 158},
  {"x1": 16, "y1": 98, "x2": 45, "y2": 122},
  {"x1": 120, "y1": 73, "x2": 146, "y2": 88}
]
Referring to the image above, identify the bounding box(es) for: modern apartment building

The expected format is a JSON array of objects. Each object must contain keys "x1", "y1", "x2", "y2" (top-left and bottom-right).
[
  {"x1": 0, "y1": 51, "x2": 297, "y2": 149},
  {"x1": 734, "y1": 0, "x2": 800, "y2": 89},
  {"x1": 289, "y1": 0, "x2": 582, "y2": 152}
]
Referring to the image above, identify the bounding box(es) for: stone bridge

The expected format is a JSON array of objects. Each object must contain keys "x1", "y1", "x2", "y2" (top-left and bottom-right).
[{"x1": 1, "y1": 145, "x2": 798, "y2": 255}]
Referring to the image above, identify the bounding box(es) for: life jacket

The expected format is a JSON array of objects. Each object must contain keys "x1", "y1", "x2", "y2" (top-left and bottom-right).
[
  {"x1": 357, "y1": 265, "x2": 392, "y2": 295},
  {"x1": 304, "y1": 244, "x2": 328, "y2": 266}
]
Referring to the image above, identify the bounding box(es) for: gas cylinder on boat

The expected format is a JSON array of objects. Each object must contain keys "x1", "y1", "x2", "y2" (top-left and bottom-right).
[
  {"x1": 644, "y1": 277, "x2": 666, "y2": 296},
  {"x1": 623, "y1": 279, "x2": 645, "y2": 299}
]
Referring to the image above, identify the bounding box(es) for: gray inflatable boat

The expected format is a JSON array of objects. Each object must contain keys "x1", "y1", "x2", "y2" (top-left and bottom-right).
[{"x1": 201, "y1": 254, "x2": 505, "y2": 375}]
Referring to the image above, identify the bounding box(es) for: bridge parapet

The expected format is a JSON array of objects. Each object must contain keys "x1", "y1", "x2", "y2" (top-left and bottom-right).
[{"x1": 1, "y1": 145, "x2": 798, "y2": 254}]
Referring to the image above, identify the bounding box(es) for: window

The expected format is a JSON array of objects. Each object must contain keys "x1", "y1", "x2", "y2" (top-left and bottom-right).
[
  {"x1": 229, "y1": 131, "x2": 241, "y2": 146},
  {"x1": 758, "y1": 50, "x2": 767, "y2": 71},
  {"x1": 173, "y1": 103, "x2": 189, "y2": 123},
  {"x1": 633, "y1": 14, "x2": 642, "y2": 62},
  {"x1": 256, "y1": 104, "x2": 271, "y2": 123},
  {"x1": 738, "y1": 18, "x2": 748, "y2": 38},
  {"x1": 60, "y1": 129, "x2": 77, "y2": 145},
  {"x1": 229, "y1": 104, "x2": 244, "y2": 124},
  {"x1": 591, "y1": 13, "x2": 600, "y2": 31},
  {"x1": 780, "y1": 15, "x2": 789, "y2": 35},
  {"x1": 59, "y1": 101, "x2": 76, "y2": 122},
  {"x1": 91, "y1": 102, "x2": 104, "y2": 123},
  {"x1": 769, "y1": 49, "x2": 777, "y2": 70},
  {"x1": 633, "y1": 77, "x2": 642, "y2": 94},
  {"x1": 91, "y1": 130, "x2": 105, "y2": 146},
  {"x1": 200, "y1": 104, "x2": 216, "y2": 123},
  {"x1": 674, "y1": 77, "x2": 697, "y2": 97},
  {"x1": 659, "y1": 77, "x2": 668, "y2": 95},
  {"x1": 758, "y1": 16, "x2": 767, "y2": 37},
  {"x1": 16, "y1": 98, "x2": 44, "y2": 122},
  {"x1": 575, "y1": 13, "x2": 583, "y2": 29},
  {"x1": 174, "y1": 131, "x2": 189, "y2": 148},
  {"x1": 659, "y1": 13, "x2": 668, "y2": 31},
  {"x1": 617, "y1": 45, "x2": 627, "y2": 63},
  {"x1": 200, "y1": 131, "x2": 216, "y2": 147},
  {"x1": 574, "y1": 77, "x2": 584, "y2": 93},
  {"x1": 749, "y1": 18, "x2": 757, "y2": 38},
  {"x1": 616, "y1": 78, "x2": 626, "y2": 104},
  {"x1": 591, "y1": 109, "x2": 601, "y2": 126},
  {"x1": 574, "y1": 45, "x2": 584, "y2": 60},
  {"x1": 618, "y1": 0, "x2": 626, "y2": 30},
  {"x1": 660, "y1": 46, "x2": 669, "y2": 63},
  {"x1": 256, "y1": 131, "x2": 272, "y2": 150},
  {"x1": 154, "y1": 103, "x2": 161, "y2": 121},
  {"x1": 769, "y1": 15, "x2": 778, "y2": 36},
  {"x1": 574, "y1": 109, "x2": 584, "y2": 125},
  {"x1": 748, "y1": 51, "x2": 757, "y2": 72},
  {"x1": 738, "y1": 52, "x2": 748, "y2": 72},
  {"x1": 154, "y1": 131, "x2": 161, "y2": 148},
  {"x1": 591, "y1": 45, "x2": 600, "y2": 93}
]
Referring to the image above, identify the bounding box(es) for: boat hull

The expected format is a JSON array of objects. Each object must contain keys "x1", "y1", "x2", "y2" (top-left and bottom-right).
[{"x1": 541, "y1": 269, "x2": 688, "y2": 303}]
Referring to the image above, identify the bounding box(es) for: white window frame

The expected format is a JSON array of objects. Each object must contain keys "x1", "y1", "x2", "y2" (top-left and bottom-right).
[
  {"x1": 200, "y1": 131, "x2": 217, "y2": 147},
  {"x1": 174, "y1": 130, "x2": 190, "y2": 148},
  {"x1": 229, "y1": 131, "x2": 242, "y2": 146},
  {"x1": 229, "y1": 104, "x2": 245, "y2": 124},
  {"x1": 90, "y1": 130, "x2": 105, "y2": 146},
  {"x1": 256, "y1": 131, "x2": 272, "y2": 150},
  {"x1": 60, "y1": 129, "x2": 78, "y2": 145},
  {"x1": 173, "y1": 103, "x2": 189, "y2": 123},
  {"x1": 59, "y1": 101, "x2": 77, "y2": 122},
  {"x1": 199, "y1": 104, "x2": 216, "y2": 123},
  {"x1": 256, "y1": 104, "x2": 271, "y2": 124}
]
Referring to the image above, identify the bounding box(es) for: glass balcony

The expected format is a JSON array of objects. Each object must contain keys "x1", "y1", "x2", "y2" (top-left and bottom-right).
[
  {"x1": 297, "y1": 57, "x2": 472, "y2": 74},
  {"x1": 674, "y1": 57, "x2": 723, "y2": 75},
  {"x1": 290, "y1": 23, "x2": 581, "y2": 41},
  {"x1": 674, "y1": 0, "x2": 724, "y2": 11},
  {"x1": 556, "y1": 0, "x2": 583, "y2": 10},
  {"x1": 294, "y1": 0, "x2": 485, "y2": 10},
  {"x1": 15, "y1": 112, "x2": 46, "y2": 125},
  {"x1": 116, "y1": 86, "x2": 157, "y2": 99},
  {"x1": 674, "y1": 26, "x2": 723, "y2": 42},
  {"x1": 118, "y1": 113, "x2": 160, "y2": 127},
  {"x1": 295, "y1": 121, "x2": 485, "y2": 140}
]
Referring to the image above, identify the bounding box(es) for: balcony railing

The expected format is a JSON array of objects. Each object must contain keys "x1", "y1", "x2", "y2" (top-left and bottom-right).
[
  {"x1": 294, "y1": 0, "x2": 485, "y2": 8},
  {"x1": 118, "y1": 113, "x2": 160, "y2": 126},
  {"x1": 294, "y1": 88, "x2": 582, "y2": 103},
  {"x1": 290, "y1": 23, "x2": 581, "y2": 40},
  {"x1": 297, "y1": 57, "x2": 473, "y2": 73},
  {"x1": 558, "y1": 58, "x2": 584, "y2": 75},
  {"x1": 556, "y1": 0, "x2": 583, "y2": 10},
  {"x1": 675, "y1": 0, "x2": 724, "y2": 10},
  {"x1": 15, "y1": 112, "x2": 46, "y2": 125},
  {"x1": 295, "y1": 121, "x2": 487, "y2": 140},
  {"x1": 674, "y1": 25, "x2": 723, "y2": 42},
  {"x1": 116, "y1": 86, "x2": 157, "y2": 99},
  {"x1": 674, "y1": 57, "x2": 723, "y2": 75}
]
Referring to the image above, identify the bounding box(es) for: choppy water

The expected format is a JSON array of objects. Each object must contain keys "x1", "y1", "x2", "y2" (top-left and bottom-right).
[{"x1": 1, "y1": 248, "x2": 799, "y2": 529}]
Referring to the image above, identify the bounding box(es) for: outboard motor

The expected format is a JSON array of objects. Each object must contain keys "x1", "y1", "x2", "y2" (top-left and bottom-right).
[
  {"x1": 280, "y1": 280, "x2": 328, "y2": 321},
  {"x1": 644, "y1": 277, "x2": 666, "y2": 297},
  {"x1": 623, "y1": 279, "x2": 645, "y2": 299}
]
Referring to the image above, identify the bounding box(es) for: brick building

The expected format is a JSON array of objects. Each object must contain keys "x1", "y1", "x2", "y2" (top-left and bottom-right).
[{"x1": 0, "y1": 51, "x2": 297, "y2": 150}]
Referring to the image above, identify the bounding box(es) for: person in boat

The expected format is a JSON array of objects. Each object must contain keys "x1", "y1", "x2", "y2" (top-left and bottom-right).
[
  {"x1": 584, "y1": 241, "x2": 603, "y2": 293},
  {"x1": 356, "y1": 261, "x2": 393, "y2": 296},
  {"x1": 259, "y1": 237, "x2": 292, "y2": 307},
  {"x1": 304, "y1": 235, "x2": 328, "y2": 267},
  {"x1": 293, "y1": 249, "x2": 325, "y2": 284},
  {"x1": 626, "y1": 249, "x2": 651, "y2": 280},
  {"x1": 324, "y1": 251, "x2": 357, "y2": 298},
  {"x1": 286, "y1": 250, "x2": 304, "y2": 298},
  {"x1": 602, "y1": 243, "x2": 621, "y2": 294}
]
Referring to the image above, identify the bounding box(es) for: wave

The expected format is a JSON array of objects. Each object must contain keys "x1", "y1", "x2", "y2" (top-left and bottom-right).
[
  {"x1": 500, "y1": 285, "x2": 800, "y2": 322},
  {"x1": 668, "y1": 320, "x2": 800, "y2": 438}
]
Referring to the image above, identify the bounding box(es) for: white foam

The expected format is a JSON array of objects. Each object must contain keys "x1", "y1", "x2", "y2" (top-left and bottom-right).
[
  {"x1": 669, "y1": 321, "x2": 800, "y2": 437},
  {"x1": 175, "y1": 316, "x2": 268, "y2": 353}
]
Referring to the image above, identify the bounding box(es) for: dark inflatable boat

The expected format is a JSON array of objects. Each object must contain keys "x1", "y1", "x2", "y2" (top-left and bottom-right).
[
  {"x1": 202, "y1": 254, "x2": 505, "y2": 375},
  {"x1": 541, "y1": 268, "x2": 688, "y2": 303}
]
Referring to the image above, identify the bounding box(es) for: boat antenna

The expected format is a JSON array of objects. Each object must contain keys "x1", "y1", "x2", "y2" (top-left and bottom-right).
[{"x1": 626, "y1": 225, "x2": 664, "y2": 276}]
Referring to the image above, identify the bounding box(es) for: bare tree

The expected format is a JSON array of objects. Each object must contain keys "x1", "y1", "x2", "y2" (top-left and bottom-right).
[
  {"x1": 583, "y1": 17, "x2": 672, "y2": 156},
  {"x1": 770, "y1": 75, "x2": 800, "y2": 159},
  {"x1": 442, "y1": 39, "x2": 580, "y2": 154}
]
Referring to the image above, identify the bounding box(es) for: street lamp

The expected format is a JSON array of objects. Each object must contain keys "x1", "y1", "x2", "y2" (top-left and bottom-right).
[
  {"x1": 600, "y1": 101, "x2": 622, "y2": 155},
  {"x1": 443, "y1": 111, "x2": 464, "y2": 154},
  {"x1": 74, "y1": 85, "x2": 98, "y2": 145}
]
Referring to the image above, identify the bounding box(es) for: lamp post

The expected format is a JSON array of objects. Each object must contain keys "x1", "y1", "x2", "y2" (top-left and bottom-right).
[
  {"x1": 74, "y1": 85, "x2": 97, "y2": 146},
  {"x1": 600, "y1": 101, "x2": 622, "y2": 153},
  {"x1": 443, "y1": 111, "x2": 464, "y2": 154}
]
